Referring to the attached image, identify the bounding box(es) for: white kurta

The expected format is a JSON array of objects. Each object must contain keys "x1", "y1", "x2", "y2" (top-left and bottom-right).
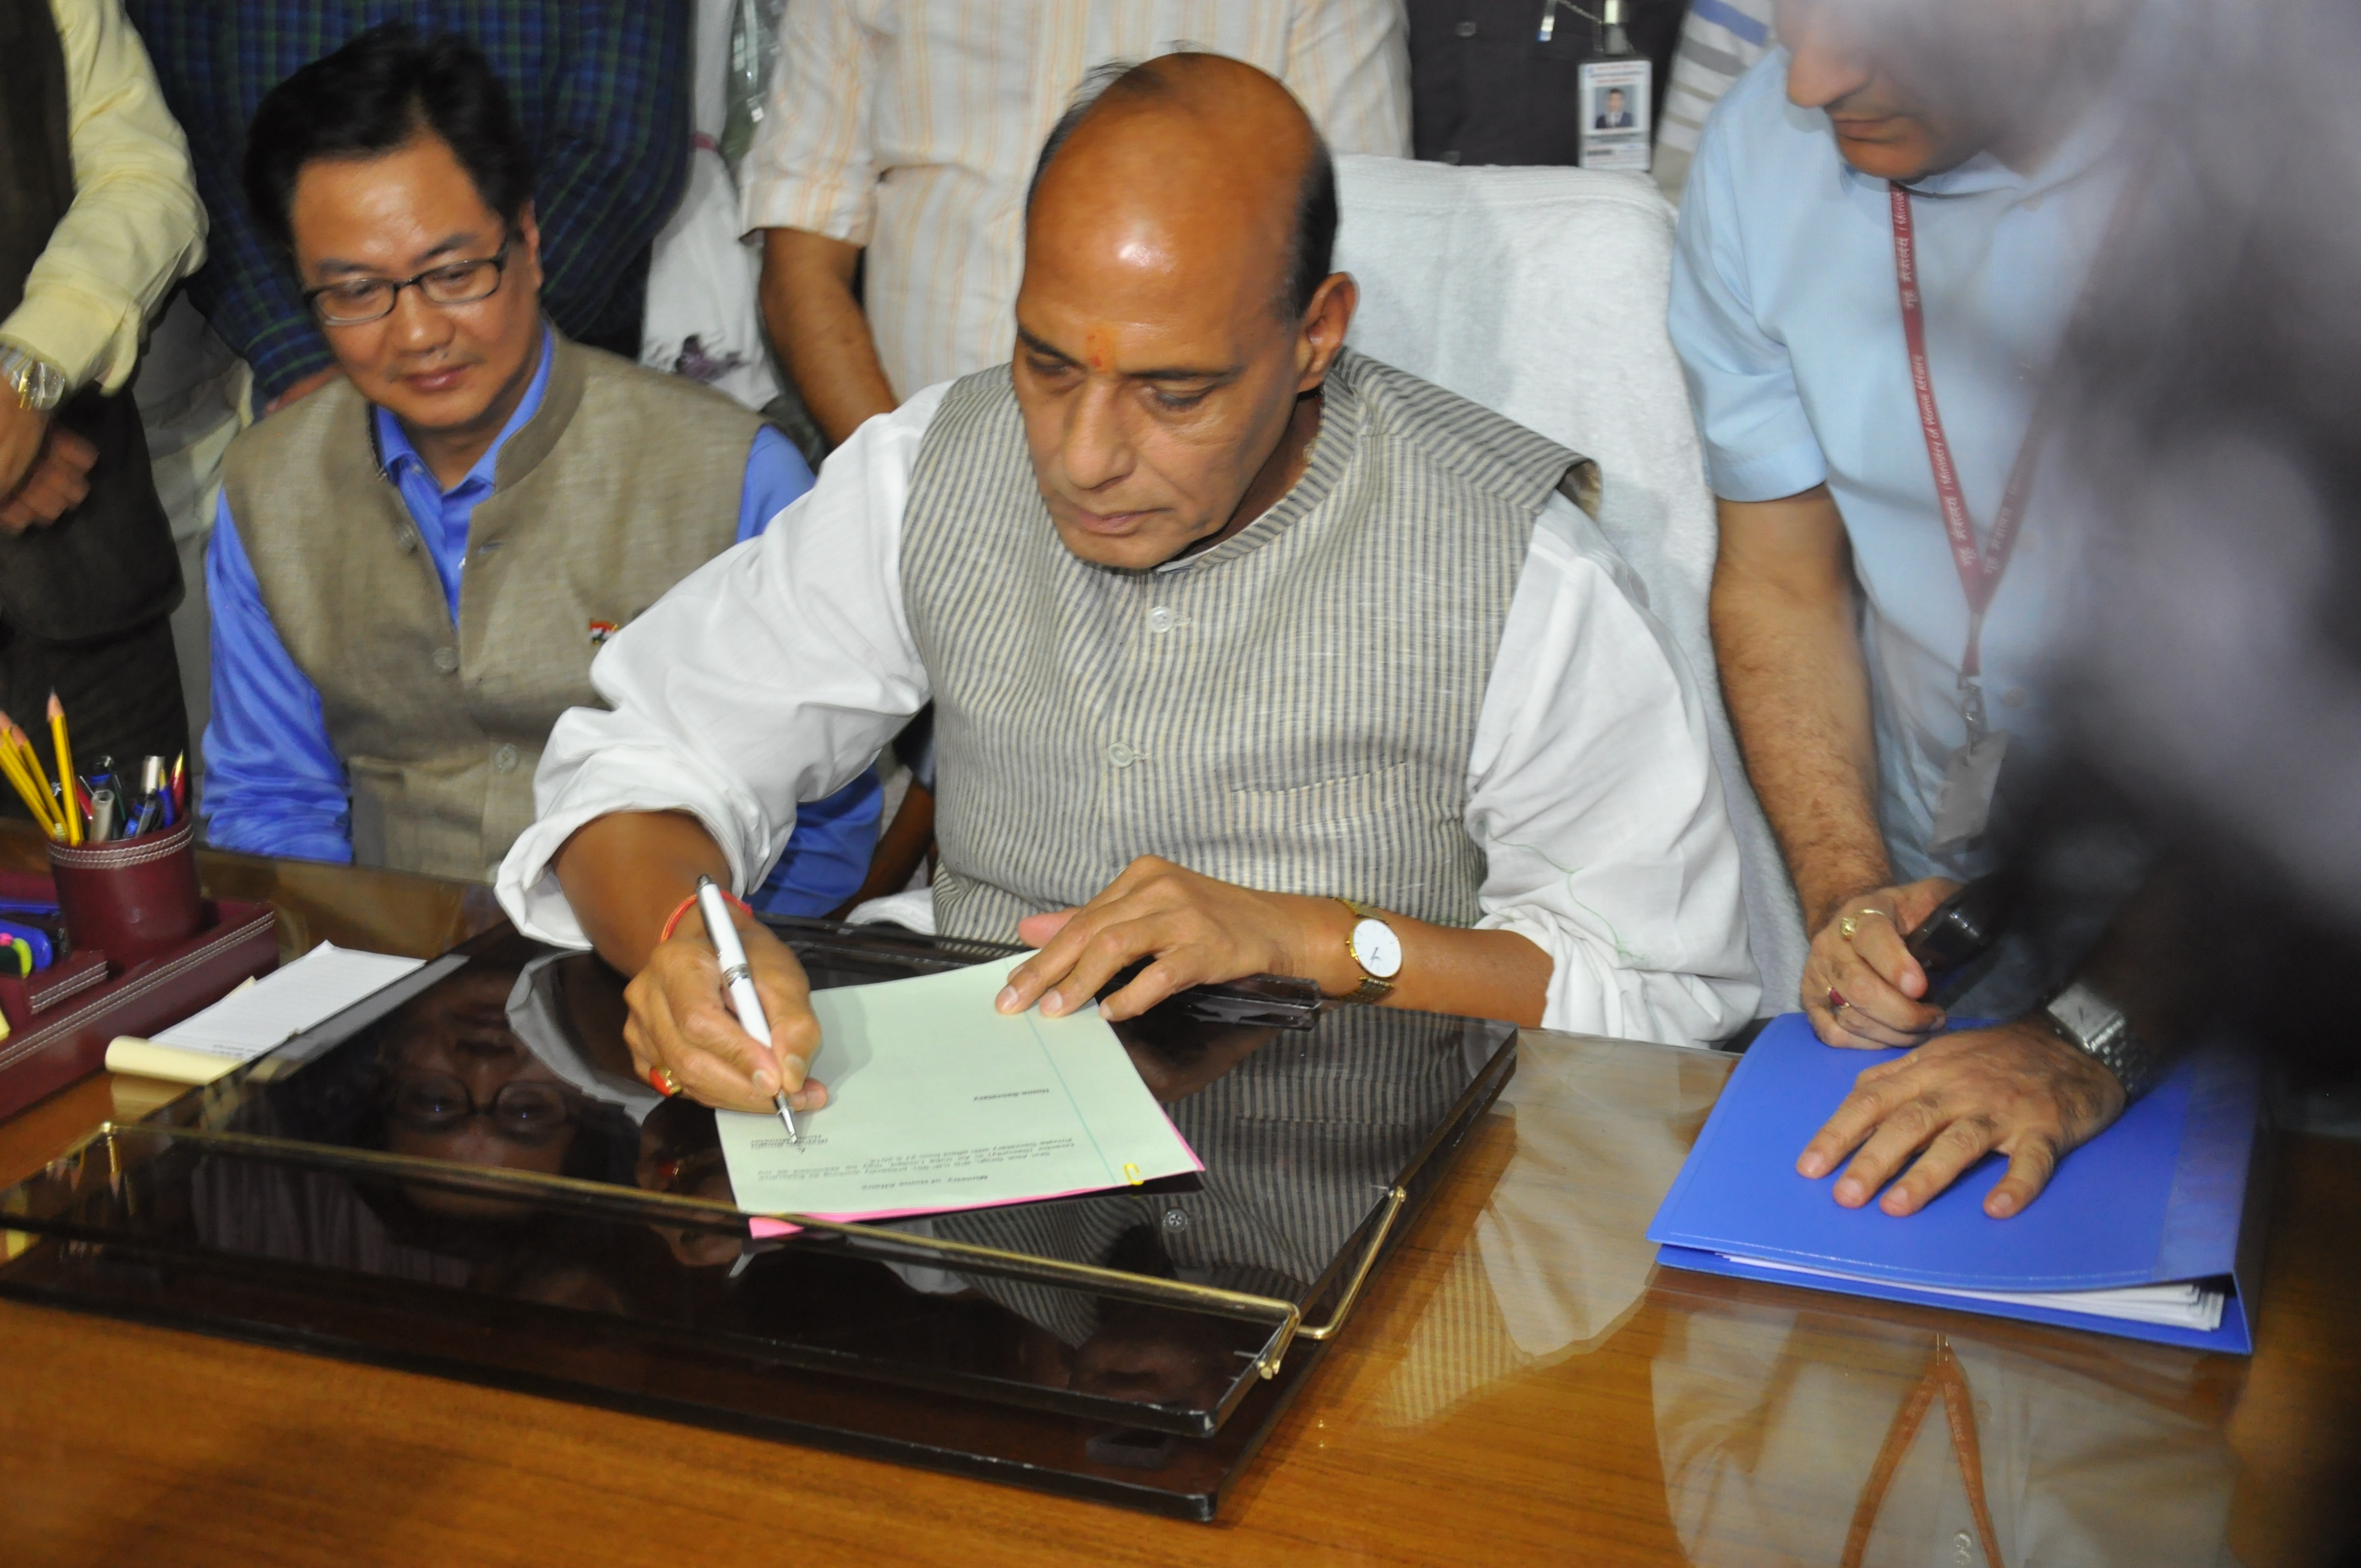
[{"x1": 495, "y1": 383, "x2": 1761, "y2": 1047}]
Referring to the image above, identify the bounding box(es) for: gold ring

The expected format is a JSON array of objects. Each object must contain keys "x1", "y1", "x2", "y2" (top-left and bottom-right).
[
  {"x1": 1839, "y1": 908, "x2": 1892, "y2": 941},
  {"x1": 648, "y1": 1065, "x2": 682, "y2": 1097}
]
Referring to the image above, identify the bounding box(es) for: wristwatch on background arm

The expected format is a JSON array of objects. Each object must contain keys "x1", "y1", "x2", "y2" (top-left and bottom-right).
[
  {"x1": 1, "y1": 345, "x2": 67, "y2": 413},
  {"x1": 1334, "y1": 897, "x2": 1402, "y2": 1004},
  {"x1": 2041, "y1": 979, "x2": 2161, "y2": 1099}
]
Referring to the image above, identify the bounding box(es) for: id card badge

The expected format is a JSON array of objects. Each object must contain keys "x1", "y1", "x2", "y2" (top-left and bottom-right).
[
  {"x1": 1929, "y1": 728, "x2": 2010, "y2": 850},
  {"x1": 1577, "y1": 58, "x2": 1652, "y2": 172}
]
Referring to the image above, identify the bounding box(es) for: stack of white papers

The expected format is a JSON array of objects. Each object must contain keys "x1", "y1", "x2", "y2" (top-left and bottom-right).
[
  {"x1": 719, "y1": 961, "x2": 1203, "y2": 1227},
  {"x1": 1728, "y1": 1255, "x2": 2228, "y2": 1331},
  {"x1": 107, "y1": 941, "x2": 427, "y2": 1084}
]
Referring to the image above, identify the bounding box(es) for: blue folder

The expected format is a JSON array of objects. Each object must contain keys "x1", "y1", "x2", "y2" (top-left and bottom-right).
[{"x1": 1646, "y1": 1015, "x2": 2267, "y2": 1353}]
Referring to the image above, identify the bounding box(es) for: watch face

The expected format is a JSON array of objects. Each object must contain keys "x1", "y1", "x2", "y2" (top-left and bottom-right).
[{"x1": 1351, "y1": 917, "x2": 1403, "y2": 980}]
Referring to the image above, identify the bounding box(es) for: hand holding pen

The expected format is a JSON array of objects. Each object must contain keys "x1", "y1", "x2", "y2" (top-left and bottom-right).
[{"x1": 622, "y1": 875, "x2": 830, "y2": 1125}]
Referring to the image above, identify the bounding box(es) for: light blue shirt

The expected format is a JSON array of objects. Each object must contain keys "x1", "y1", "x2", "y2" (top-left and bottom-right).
[
  {"x1": 203, "y1": 330, "x2": 880, "y2": 913},
  {"x1": 1669, "y1": 52, "x2": 2133, "y2": 880}
]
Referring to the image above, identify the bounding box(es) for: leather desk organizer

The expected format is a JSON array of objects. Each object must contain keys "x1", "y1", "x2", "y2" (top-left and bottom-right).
[{"x1": 0, "y1": 867, "x2": 278, "y2": 1121}]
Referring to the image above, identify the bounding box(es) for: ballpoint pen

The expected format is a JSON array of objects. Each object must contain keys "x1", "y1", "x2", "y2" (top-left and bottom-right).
[{"x1": 695, "y1": 875, "x2": 800, "y2": 1144}]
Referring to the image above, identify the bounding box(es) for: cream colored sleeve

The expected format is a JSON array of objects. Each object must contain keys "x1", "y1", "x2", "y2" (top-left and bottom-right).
[
  {"x1": 1283, "y1": 0, "x2": 1413, "y2": 158},
  {"x1": 0, "y1": 0, "x2": 206, "y2": 394},
  {"x1": 738, "y1": 0, "x2": 882, "y2": 244}
]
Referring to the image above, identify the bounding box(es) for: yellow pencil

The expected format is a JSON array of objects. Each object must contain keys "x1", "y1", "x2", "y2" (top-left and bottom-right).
[
  {"x1": 0, "y1": 732, "x2": 59, "y2": 836},
  {"x1": 0, "y1": 714, "x2": 53, "y2": 825},
  {"x1": 46, "y1": 693, "x2": 79, "y2": 845},
  {"x1": 1, "y1": 717, "x2": 46, "y2": 803}
]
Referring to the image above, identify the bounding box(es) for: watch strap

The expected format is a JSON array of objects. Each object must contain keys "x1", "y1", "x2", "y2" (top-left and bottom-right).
[
  {"x1": 2042, "y1": 980, "x2": 2159, "y2": 1098},
  {"x1": 0, "y1": 346, "x2": 66, "y2": 412}
]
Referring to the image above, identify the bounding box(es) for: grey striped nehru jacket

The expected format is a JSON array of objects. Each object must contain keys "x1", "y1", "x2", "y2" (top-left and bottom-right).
[{"x1": 900, "y1": 347, "x2": 1596, "y2": 944}]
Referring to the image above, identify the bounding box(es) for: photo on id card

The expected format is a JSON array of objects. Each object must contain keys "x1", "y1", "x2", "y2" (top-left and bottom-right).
[{"x1": 1578, "y1": 58, "x2": 1651, "y2": 172}]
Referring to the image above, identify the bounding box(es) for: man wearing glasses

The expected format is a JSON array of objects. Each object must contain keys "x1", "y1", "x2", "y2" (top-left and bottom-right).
[{"x1": 201, "y1": 25, "x2": 882, "y2": 905}]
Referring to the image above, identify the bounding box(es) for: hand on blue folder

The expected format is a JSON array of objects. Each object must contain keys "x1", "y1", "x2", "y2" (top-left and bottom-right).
[
  {"x1": 1646, "y1": 1015, "x2": 2266, "y2": 1353},
  {"x1": 1795, "y1": 1017, "x2": 2130, "y2": 1219}
]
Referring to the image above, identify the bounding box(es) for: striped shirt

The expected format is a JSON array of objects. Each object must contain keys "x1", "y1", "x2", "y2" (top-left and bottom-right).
[
  {"x1": 739, "y1": 0, "x2": 1412, "y2": 400},
  {"x1": 1651, "y1": 0, "x2": 1776, "y2": 203}
]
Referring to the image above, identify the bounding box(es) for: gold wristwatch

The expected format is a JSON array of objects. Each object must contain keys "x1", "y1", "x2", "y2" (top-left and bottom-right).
[
  {"x1": 1335, "y1": 897, "x2": 1402, "y2": 1004},
  {"x1": 0, "y1": 346, "x2": 66, "y2": 413}
]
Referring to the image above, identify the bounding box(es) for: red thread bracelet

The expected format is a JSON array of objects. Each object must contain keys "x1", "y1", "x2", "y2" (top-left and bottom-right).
[{"x1": 659, "y1": 886, "x2": 750, "y2": 944}]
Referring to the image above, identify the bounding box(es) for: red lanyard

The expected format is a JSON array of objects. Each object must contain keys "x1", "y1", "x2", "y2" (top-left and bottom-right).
[{"x1": 1888, "y1": 183, "x2": 2055, "y2": 694}]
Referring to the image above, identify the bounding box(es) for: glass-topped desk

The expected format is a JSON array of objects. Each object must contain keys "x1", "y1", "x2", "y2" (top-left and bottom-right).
[
  {"x1": 0, "y1": 825, "x2": 2352, "y2": 1564},
  {"x1": 0, "y1": 922, "x2": 1515, "y2": 1519}
]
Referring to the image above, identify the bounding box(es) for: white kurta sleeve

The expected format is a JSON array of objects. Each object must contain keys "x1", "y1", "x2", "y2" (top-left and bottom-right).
[
  {"x1": 1468, "y1": 494, "x2": 1760, "y2": 1045},
  {"x1": 494, "y1": 385, "x2": 950, "y2": 946}
]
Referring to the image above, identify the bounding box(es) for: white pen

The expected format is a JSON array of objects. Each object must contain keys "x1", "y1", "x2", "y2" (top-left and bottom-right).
[{"x1": 695, "y1": 875, "x2": 799, "y2": 1144}]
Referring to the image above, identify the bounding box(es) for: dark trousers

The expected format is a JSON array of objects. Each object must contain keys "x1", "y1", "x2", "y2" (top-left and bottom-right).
[{"x1": 0, "y1": 613, "x2": 187, "y2": 824}]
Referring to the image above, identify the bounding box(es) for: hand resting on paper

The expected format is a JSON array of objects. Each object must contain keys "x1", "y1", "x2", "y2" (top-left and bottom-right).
[
  {"x1": 994, "y1": 854, "x2": 1551, "y2": 1026},
  {"x1": 1800, "y1": 876, "x2": 1959, "y2": 1049},
  {"x1": 1796, "y1": 1016, "x2": 2126, "y2": 1219}
]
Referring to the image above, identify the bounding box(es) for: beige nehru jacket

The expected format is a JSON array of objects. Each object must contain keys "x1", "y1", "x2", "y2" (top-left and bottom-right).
[
  {"x1": 742, "y1": 0, "x2": 1411, "y2": 399},
  {"x1": 220, "y1": 332, "x2": 763, "y2": 881}
]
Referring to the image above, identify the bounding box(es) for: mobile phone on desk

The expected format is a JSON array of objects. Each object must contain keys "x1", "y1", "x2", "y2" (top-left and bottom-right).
[{"x1": 1905, "y1": 872, "x2": 2018, "y2": 1008}]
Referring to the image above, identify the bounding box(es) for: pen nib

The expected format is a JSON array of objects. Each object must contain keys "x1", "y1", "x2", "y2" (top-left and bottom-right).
[{"x1": 774, "y1": 1092, "x2": 801, "y2": 1145}]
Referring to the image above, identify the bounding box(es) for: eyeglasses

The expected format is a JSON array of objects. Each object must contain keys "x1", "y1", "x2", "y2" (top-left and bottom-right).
[
  {"x1": 303, "y1": 241, "x2": 513, "y2": 326},
  {"x1": 384, "y1": 1069, "x2": 579, "y2": 1145}
]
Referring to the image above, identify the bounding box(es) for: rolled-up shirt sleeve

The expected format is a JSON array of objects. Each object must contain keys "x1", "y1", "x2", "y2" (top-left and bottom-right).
[
  {"x1": 1, "y1": 0, "x2": 205, "y2": 394},
  {"x1": 1468, "y1": 495, "x2": 1760, "y2": 1046},
  {"x1": 1667, "y1": 107, "x2": 1827, "y2": 503},
  {"x1": 497, "y1": 385, "x2": 948, "y2": 946},
  {"x1": 739, "y1": 0, "x2": 881, "y2": 244}
]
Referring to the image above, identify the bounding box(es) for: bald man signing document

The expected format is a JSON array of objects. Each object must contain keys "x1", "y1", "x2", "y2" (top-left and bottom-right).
[{"x1": 495, "y1": 55, "x2": 1756, "y2": 1115}]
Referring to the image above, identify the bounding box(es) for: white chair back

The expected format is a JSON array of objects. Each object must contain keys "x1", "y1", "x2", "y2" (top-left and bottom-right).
[{"x1": 1334, "y1": 154, "x2": 1804, "y2": 1012}]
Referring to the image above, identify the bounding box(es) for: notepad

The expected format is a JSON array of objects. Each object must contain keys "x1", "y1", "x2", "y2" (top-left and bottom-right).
[
  {"x1": 718, "y1": 960, "x2": 1203, "y2": 1227},
  {"x1": 106, "y1": 941, "x2": 427, "y2": 1084},
  {"x1": 1646, "y1": 1014, "x2": 2266, "y2": 1352}
]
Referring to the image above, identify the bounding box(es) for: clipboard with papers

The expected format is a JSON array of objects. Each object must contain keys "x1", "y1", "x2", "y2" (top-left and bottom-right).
[{"x1": 1646, "y1": 1014, "x2": 2270, "y2": 1354}]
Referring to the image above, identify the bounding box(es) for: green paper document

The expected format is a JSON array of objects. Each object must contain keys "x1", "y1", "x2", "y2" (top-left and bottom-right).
[{"x1": 717, "y1": 960, "x2": 1203, "y2": 1226}]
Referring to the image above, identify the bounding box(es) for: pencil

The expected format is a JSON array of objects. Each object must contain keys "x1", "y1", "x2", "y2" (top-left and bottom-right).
[
  {"x1": 0, "y1": 734, "x2": 59, "y2": 836},
  {"x1": 4, "y1": 722, "x2": 53, "y2": 827},
  {"x1": 47, "y1": 694, "x2": 79, "y2": 846},
  {"x1": 0, "y1": 714, "x2": 56, "y2": 830},
  {"x1": 0, "y1": 712, "x2": 37, "y2": 782}
]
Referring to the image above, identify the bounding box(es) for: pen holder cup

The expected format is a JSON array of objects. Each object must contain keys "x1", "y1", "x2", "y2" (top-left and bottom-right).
[{"x1": 48, "y1": 817, "x2": 204, "y2": 970}]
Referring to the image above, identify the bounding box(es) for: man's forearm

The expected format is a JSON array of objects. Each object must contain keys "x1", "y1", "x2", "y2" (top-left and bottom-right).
[
  {"x1": 759, "y1": 227, "x2": 899, "y2": 448},
  {"x1": 1290, "y1": 897, "x2": 1553, "y2": 1027},
  {"x1": 1711, "y1": 488, "x2": 1890, "y2": 927},
  {"x1": 552, "y1": 810, "x2": 737, "y2": 976}
]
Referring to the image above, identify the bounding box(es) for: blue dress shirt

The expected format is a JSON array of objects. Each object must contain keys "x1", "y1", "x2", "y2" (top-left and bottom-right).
[
  {"x1": 1668, "y1": 53, "x2": 2134, "y2": 881},
  {"x1": 203, "y1": 332, "x2": 880, "y2": 914}
]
